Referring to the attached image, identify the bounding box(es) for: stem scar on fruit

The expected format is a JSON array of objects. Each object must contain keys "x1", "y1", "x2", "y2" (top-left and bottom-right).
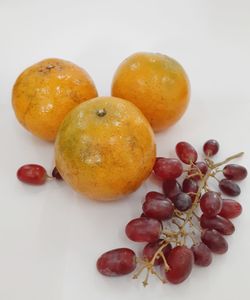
[{"x1": 96, "y1": 108, "x2": 107, "y2": 117}]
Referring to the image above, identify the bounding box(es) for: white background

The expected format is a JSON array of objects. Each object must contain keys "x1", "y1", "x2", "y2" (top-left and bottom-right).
[{"x1": 0, "y1": 0, "x2": 250, "y2": 299}]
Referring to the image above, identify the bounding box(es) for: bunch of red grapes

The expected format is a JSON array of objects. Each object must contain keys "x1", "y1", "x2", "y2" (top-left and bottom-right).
[{"x1": 97, "y1": 140, "x2": 247, "y2": 285}]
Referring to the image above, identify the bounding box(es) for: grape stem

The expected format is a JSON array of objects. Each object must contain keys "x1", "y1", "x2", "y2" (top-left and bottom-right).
[
  {"x1": 133, "y1": 240, "x2": 171, "y2": 287},
  {"x1": 210, "y1": 173, "x2": 220, "y2": 183},
  {"x1": 188, "y1": 231, "x2": 197, "y2": 245},
  {"x1": 190, "y1": 161, "x2": 204, "y2": 179},
  {"x1": 150, "y1": 241, "x2": 171, "y2": 269},
  {"x1": 172, "y1": 219, "x2": 181, "y2": 229},
  {"x1": 188, "y1": 217, "x2": 200, "y2": 231},
  {"x1": 193, "y1": 211, "x2": 200, "y2": 221},
  {"x1": 180, "y1": 171, "x2": 210, "y2": 229},
  {"x1": 213, "y1": 152, "x2": 244, "y2": 168},
  {"x1": 180, "y1": 151, "x2": 244, "y2": 230}
]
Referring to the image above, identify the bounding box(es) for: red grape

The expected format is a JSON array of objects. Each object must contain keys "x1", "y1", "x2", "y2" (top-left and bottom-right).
[
  {"x1": 182, "y1": 178, "x2": 198, "y2": 201},
  {"x1": 97, "y1": 248, "x2": 136, "y2": 276},
  {"x1": 200, "y1": 214, "x2": 235, "y2": 235},
  {"x1": 191, "y1": 242, "x2": 212, "y2": 266},
  {"x1": 203, "y1": 139, "x2": 219, "y2": 157},
  {"x1": 153, "y1": 158, "x2": 183, "y2": 180},
  {"x1": 172, "y1": 193, "x2": 192, "y2": 211},
  {"x1": 156, "y1": 157, "x2": 165, "y2": 161},
  {"x1": 143, "y1": 198, "x2": 174, "y2": 220},
  {"x1": 176, "y1": 142, "x2": 198, "y2": 164},
  {"x1": 142, "y1": 240, "x2": 172, "y2": 265},
  {"x1": 162, "y1": 179, "x2": 182, "y2": 200},
  {"x1": 219, "y1": 199, "x2": 242, "y2": 219},
  {"x1": 52, "y1": 167, "x2": 63, "y2": 180},
  {"x1": 188, "y1": 161, "x2": 208, "y2": 181},
  {"x1": 201, "y1": 229, "x2": 228, "y2": 254},
  {"x1": 145, "y1": 191, "x2": 166, "y2": 202},
  {"x1": 165, "y1": 246, "x2": 194, "y2": 284},
  {"x1": 200, "y1": 191, "x2": 222, "y2": 217},
  {"x1": 223, "y1": 164, "x2": 247, "y2": 181},
  {"x1": 17, "y1": 164, "x2": 47, "y2": 185},
  {"x1": 125, "y1": 217, "x2": 161, "y2": 243},
  {"x1": 195, "y1": 161, "x2": 208, "y2": 175},
  {"x1": 219, "y1": 179, "x2": 241, "y2": 196}
]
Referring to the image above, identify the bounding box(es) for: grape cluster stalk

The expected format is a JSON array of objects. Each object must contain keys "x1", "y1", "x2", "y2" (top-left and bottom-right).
[{"x1": 97, "y1": 140, "x2": 247, "y2": 285}]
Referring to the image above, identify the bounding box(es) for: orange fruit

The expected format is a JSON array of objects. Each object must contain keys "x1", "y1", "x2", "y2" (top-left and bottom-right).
[
  {"x1": 12, "y1": 58, "x2": 98, "y2": 141},
  {"x1": 111, "y1": 52, "x2": 190, "y2": 132},
  {"x1": 55, "y1": 96, "x2": 156, "y2": 201}
]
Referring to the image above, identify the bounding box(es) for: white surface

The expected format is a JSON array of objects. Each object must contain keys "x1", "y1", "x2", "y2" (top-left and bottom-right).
[{"x1": 0, "y1": 0, "x2": 250, "y2": 299}]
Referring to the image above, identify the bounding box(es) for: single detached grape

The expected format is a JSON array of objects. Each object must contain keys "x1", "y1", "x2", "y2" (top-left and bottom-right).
[
  {"x1": 145, "y1": 191, "x2": 166, "y2": 203},
  {"x1": 203, "y1": 139, "x2": 219, "y2": 157},
  {"x1": 142, "y1": 240, "x2": 172, "y2": 265},
  {"x1": 176, "y1": 141, "x2": 198, "y2": 164},
  {"x1": 17, "y1": 164, "x2": 47, "y2": 185},
  {"x1": 165, "y1": 246, "x2": 194, "y2": 284},
  {"x1": 162, "y1": 179, "x2": 182, "y2": 200},
  {"x1": 52, "y1": 167, "x2": 63, "y2": 180},
  {"x1": 200, "y1": 214, "x2": 235, "y2": 235},
  {"x1": 219, "y1": 179, "x2": 241, "y2": 196},
  {"x1": 219, "y1": 199, "x2": 242, "y2": 219},
  {"x1": 201, "y1": 229, "x2": 228, "y2": 254},
  {"x1": 223, "y1": 164, "x2": 247, "y2": 181},
  {"x1": 188, "y1": 161, "x2": 208, "y2": 181},
  {"x1": 97, "y1": 248, "x2": 136, "y2": 276},
  {"x1": 191, "y1": 242, "x2": 212, "y2": 267},
  {"x1": 143, "y1": 198, "x2": 174, "y2": 220},
  {"x1": 172, "y1": 193, "x2": 192, "y2": 211},
  {"x1": 182, "y1": 178, "x2": 198, "y2": 201},
  {"x1": 153, "y1": 158, "x2": 183, "y2": 180},
  {"x1": 125, "y1": 217, "x2": 161, "y2": 243},
  {"x1": 200, "y1": 191, "x2": 222, "y2": 217}
]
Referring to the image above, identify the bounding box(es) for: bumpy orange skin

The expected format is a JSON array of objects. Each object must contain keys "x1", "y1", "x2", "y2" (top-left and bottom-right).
[
  {"x1": 55, "y1": 96, "x2": 156, "y2": 201},
  {"x1": 12, "y1": 58, "x2": 98, "y2": 141},
  {"x1": 111, "y1": 52, "x2": 190, "y2": 132}
]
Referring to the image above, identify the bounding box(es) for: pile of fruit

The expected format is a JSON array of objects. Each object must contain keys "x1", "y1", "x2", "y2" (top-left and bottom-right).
[
  {"x1": 12, "y1": 52, "x2": 247, "y2": 286},
  {"x1": 96, "y1": 140, "x2": 247, "y2": 285}
]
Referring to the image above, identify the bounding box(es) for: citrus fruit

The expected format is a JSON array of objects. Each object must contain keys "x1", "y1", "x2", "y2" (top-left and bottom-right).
[
  {"x1": 111, "y1": 52, "x2": 190, "y2": 132},
  {"x1": 55, "y1": 96, "x2": 156, "y2": 201},
  {"x1": 12, "y1": 58, "x2": 98, "y2": 141}
]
